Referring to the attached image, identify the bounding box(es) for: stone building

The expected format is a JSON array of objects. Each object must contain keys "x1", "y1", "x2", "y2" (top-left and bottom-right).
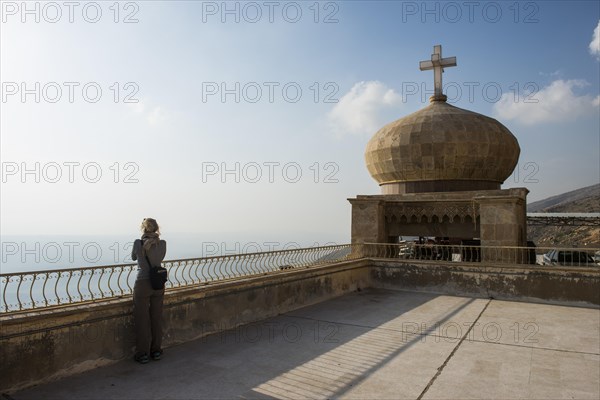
[{"x1": 349, "y1": 45, "x2": 529, "y2": 260}]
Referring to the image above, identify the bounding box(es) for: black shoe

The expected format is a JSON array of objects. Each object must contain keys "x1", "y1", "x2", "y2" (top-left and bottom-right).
[
  {"x1": 151, "y1": 350, "x2": 163, "y2": 361},
  {"x1": 134, "y1": 353, "x2": 149, "y2": 364}
]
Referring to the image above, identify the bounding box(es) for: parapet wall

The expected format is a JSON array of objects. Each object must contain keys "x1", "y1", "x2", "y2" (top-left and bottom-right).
[
  {"x1": 370, "y1": 260, "x2": 600, "y2": 306},
  {"x1": 0, "y1": 260, "x2": 371, "y2": 393}
]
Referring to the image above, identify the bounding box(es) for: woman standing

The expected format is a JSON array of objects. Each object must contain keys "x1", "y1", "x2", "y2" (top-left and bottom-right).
[{"x1": 131, "y1": 218, "x2": 167, "y2": 364}]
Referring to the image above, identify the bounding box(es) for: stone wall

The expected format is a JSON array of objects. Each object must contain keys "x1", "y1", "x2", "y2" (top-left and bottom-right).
[
  {"x1": 0, "y1": 260, "x2": 371, "y2": 393},
  {"x1": 370, "y1": 260, "x2": 600, "y2": 306}
]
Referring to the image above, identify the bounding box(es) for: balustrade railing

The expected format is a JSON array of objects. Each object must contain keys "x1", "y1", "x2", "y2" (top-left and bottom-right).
[
  {"x1": 0, "y1": 244, "x2": 358, "y2": 314},
  {"x1": 3, "y1": 242, "x2": 597, "y2": 314},
  {"x1": 363, "y1": 242, "x2": 600, "y2": 268}
]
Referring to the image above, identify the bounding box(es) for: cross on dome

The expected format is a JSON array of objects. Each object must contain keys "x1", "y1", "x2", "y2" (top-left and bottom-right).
[{"x1": 419, "y1": 45, "x2": 457, "y2": 100}]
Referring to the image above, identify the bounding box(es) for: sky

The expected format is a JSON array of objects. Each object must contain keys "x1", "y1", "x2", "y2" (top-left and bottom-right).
[{"x1": 1, "y1": 0, "x2": 599, "y2": 248}]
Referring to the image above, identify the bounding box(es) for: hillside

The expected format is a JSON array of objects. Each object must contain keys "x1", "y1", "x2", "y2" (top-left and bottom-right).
[
  {"x1": 528, "y1": 184, "x2": 600, "y2": 212},
  {"x1": 527, "y1": 184, "x2": 600, "y2": 248}
]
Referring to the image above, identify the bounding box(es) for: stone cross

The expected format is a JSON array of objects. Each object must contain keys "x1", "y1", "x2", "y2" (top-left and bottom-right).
[{"x1": 419, "y1": 45, "x2": 457, "y2": 98}]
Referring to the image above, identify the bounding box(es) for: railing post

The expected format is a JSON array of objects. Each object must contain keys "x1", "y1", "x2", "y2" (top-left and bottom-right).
[{"x1": 351, "y1": 242, "x2": 367, "y2": 258}]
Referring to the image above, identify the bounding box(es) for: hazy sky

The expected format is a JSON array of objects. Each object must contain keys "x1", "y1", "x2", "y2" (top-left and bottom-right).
[{"x1": 1, "y1": 0, "x2": 599, "y2": 240}]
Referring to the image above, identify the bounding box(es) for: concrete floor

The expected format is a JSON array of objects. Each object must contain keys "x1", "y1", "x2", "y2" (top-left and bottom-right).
[{"x1": 11, "y1": 289, "x2": 600, "y2": 400}]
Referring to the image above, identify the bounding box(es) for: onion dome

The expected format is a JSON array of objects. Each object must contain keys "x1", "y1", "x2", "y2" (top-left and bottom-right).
[
  {"x1": 365, "y1": 97, "x2": 520, "y2": 194},
  {"x1": 365, "y1": 45, "x2": 520, "y2": 194}
]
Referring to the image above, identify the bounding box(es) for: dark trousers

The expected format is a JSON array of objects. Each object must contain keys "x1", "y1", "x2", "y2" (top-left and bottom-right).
[{"x1": 133, "y1": 279, "x2": 164, "y2": 355}]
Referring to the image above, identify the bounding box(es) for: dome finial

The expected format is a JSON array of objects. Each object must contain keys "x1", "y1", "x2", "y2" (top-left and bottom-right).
[{"x1": 419, "y1": 45, "x2": 457, "y2": 100}]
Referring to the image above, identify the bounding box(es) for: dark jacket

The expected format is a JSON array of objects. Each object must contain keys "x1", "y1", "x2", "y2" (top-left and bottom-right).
[{"x1": 131, "y1": 239, "x2": 167, "y2": 281}]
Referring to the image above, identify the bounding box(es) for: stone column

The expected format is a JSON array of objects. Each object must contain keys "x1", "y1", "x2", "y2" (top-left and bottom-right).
[
  {"x1": 476, "y1": 188, "x2": 528, "y2": 263},
  {"x1": 348, "y1": 197, "x2": 386, "y2": 257}
]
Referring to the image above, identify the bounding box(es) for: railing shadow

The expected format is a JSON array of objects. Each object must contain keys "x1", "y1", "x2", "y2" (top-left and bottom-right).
[
  {"x1": 13, "y1": 288, "x2": 486, "y2": 400},
  {"x1": 247, "y1": 290, "x2": 480, "y2": 399}
]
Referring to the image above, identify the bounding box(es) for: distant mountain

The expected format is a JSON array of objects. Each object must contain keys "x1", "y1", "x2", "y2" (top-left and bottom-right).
[
  {"x1": 527, "y1": 184, "x2": 600, "y2": 248},
  {"x1": 528, "y1": 184, "x2": 600, "y2": 212}
]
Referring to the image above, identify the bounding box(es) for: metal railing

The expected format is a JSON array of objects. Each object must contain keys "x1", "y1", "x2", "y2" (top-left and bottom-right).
[
  {"x1": 3, "y1": 242, "x2": 597, "y2": 314},
  {"x1": 363, "y1": 242, "x2": 600, "y2": 268},
  {"x1": 0, "y1": 244, "x2": 358, "y2": 314}
]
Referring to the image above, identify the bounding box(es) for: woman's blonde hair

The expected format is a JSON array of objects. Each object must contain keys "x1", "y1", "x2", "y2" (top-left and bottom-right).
[
  {"x1": 141, "y1": 218, "x2": 160, "y2": 235},
  {"x1": 140, "y1": 218, "x2": 160, "y2": 252}
]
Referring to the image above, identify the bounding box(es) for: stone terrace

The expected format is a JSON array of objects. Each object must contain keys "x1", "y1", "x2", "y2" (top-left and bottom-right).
[{"x1": 12, "y1": 288, "x2": 600, "y2": 400}]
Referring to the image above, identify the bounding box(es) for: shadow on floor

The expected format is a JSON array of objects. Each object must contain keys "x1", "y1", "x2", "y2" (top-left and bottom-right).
[{"x1": 13, "y1": 289, "x2": 489, "y2": 400}]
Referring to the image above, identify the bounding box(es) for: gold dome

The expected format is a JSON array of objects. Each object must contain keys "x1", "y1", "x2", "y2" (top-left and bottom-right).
[{"x1": 365, "y1": 98, "x2": 520, "y2": 194}]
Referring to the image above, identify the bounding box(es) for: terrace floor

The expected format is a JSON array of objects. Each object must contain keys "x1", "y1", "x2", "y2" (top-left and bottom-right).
[{"x1": 11, "y1": 289, "x2": 600, "y2": 400}]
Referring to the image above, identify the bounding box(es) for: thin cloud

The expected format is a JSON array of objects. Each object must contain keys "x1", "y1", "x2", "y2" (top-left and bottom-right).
[
  {"x1": 539, "y1": 70, "x2": 562, "y2": 77},
  {"x1": 127, "y1": 100, "x2": 145, "y2": 114},
  {"x1": 327, "y1": 81, "x2": 401, "y2": 137},
  {"x1": 127, "y1": 100, "x2": 169, "y2": 126},
  {"x1": 493, "y1": 79, "x2": 599, "y2": 125},
  {"x1": 590, "y1": 20, "x2": 600, "y2": 59},
  {"x1": 147, "y1": 106, "x2": 168, "y2": 126}
]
